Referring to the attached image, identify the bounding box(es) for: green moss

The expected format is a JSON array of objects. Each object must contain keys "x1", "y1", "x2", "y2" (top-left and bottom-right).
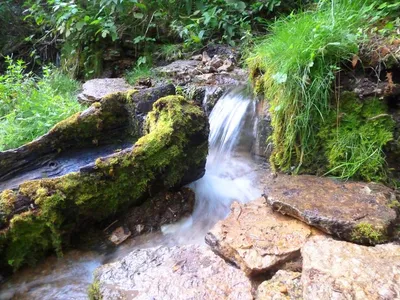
[
  {"x1": 0, "y1": 190, "x2": 17, "y2": 228},
  {"x1": 0, "y1": 94, "x2": 208, "y2": 271},
  {"x1": 351, "y1": 222, "x2": 387, "y2": 244},
  {"x1": 321, "y1": 92, "x2": 394, "y2": 181},
  {"x1": 88, "y1": 280, "x2": 102, "y2": 300}
]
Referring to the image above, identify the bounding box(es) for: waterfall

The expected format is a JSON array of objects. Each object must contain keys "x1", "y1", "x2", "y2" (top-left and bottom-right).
[{"x1": 162, "y1": 86, "x2": 262, "y2": 240}]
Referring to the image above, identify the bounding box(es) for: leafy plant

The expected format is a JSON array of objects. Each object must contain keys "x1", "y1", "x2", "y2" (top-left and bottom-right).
[{"x1": 0, "y1": 57, "x2": 82, "y2": 151}]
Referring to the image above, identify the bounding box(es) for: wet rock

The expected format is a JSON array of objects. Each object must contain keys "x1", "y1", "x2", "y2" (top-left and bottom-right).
[
  {"x1": 190, "y1": 85, "x2": 227, "y2": 114},
  {"x1": 302, "y1": 236, "x2": 400, "y2": 300},
  {"x1": 205, "y1": 198, "x2": 311, "y2": 276},
  {"x1": 92, "y1": 245, "x2": 253, "y2": 300},
  {"x1": 256, "y1": 270, "x2": 302, "y2": 300},
  {"x1": 264, "y1": 174, "x2": 398, "y2": 245},
  {"x1": 253, "y1": 100, "x2": 273, "y2": 158},
  {"x1": 108, "y1": 227, "x2": 131, "y2": 245},
  {"x1": 111, "y1": 187, "x2": 195, "y2": 238},
  {"x1": 77, "y1": 78, "x2": 134, "y2": 103}
]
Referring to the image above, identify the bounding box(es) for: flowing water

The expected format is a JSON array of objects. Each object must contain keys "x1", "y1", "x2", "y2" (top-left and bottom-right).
[{"x1": 0, "y1": 86, "x2": 265, "y2": 299}]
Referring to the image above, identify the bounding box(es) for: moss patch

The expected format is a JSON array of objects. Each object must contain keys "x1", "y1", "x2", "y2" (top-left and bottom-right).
[
  {"x1": 88, "y1": 280, "x2": 102, "y2": 300},
  {"x1": 321, "y1": 92, "x2": 394, "y2": 181},
  {"x1": 351, "y1": 222, "x2": 387, "y2": 245},
  {"x1": 0, "y1": 94, "x2": 208, "y2": 271}
]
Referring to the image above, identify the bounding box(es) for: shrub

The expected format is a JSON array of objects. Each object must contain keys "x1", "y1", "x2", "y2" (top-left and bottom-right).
[{"x1": 0, "y1": 58, "x2": 82, "y2": 151}]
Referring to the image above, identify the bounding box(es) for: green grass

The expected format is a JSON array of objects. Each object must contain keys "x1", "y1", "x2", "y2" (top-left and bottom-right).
[
  {"x1": 247, "y1": 0, "x2": 377, "y2": 177},
  {"x1": 0, "y1": 58, "x2": 82, "y2": 151},
  {"x1": 125, "y1": 64, "x2": 153, "y2": 85}
]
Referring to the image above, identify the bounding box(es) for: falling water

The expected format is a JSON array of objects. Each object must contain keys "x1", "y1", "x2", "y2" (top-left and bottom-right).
[
  {"x1": 0, "y1": 86, "x2": 264, "y2": 299},
  {"x1": 165, "y1": 86, "x2": 263, "y2": 240}
]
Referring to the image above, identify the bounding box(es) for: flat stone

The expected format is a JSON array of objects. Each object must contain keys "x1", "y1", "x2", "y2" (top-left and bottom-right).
[
  {"x1": 256, "y1": 270, "x2": 302, "y2": 300},
  {"x1": 93, "y1": 245, "x2": 253, "y2": 300},
  {"x1": 263, "y1": 174, "x2": 398, "y2": 245},
  {"x1": 302, "y1": 236, "x2": 400, "y2": 300},
  {"x1": 78, "y1": 78, "x2": 134, "y2": 103},
  {"x1": 205, "y1": 198, "x2": 311, "y2": 276}
]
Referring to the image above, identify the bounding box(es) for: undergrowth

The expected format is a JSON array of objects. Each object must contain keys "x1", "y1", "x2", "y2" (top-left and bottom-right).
[
  {"x1": 0, "y1": 58, "x2": 82, "y2": 151},
  {"x1": 247, "y1": 0, "x2": 391, "y2": 180}
]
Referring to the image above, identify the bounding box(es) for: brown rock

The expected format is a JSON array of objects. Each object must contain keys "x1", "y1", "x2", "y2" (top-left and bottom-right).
[
  {"x1": 202, "y1": 51, "x2": 211, "y2": 63},
  {"x1": 302, "y1": 236, "x2": 400, "y2": 300},
  {"x1": 93, "y1": 245, "x2": 253, "y2": 300},
  {"x1": 108, "y1": 226, "x2": 131, "y2": 245},
  {"x1": 263, "y1": 174, "x2": 398, "y2": 245},
  {"x1": 217, "y1": 59, "x2": 234, "y2": 72},
  {"x1": 205, "y1": 198, "x2": 311, "y2": 276},
  {"x1": 208, "y1": 55, "x2": 224, "y2": 69},
  {"x1": 256, "y1": 270, "x2": 302, "y2": 300}
]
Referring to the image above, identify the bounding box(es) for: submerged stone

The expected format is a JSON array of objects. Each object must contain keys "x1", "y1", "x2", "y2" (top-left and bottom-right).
[
  {"x1": 92, "y1": 244, "x2": 253, "y2": 300},
  {"x1": 205, "y1": 198, "x2": 311, "y2": 276},
  {"x1": 263, "y1": 174, "x2": 398, "y2": 245},
  {"x1": 302, "y1": 236, "x2": 400, "y2": 300},
  {"x1": 0, "y1": 93, "x2": 208, "y2": 272}
]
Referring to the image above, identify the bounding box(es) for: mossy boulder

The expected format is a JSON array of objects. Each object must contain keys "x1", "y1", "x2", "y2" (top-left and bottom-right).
[{"x1": 0, "y1": 93, "x2": 208, "y2": 271}]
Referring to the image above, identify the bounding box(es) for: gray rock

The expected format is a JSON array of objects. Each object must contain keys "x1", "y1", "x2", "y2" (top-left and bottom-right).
[
  {"x1": 156, "y1": 60, "x2": 199, "y2": 76},
  {"x1": 263, "y1": 174, "x2": 398, "y2": 245},
  {"x1": 256, "y1": 270, "x2": 302, "y2": 300},
  {"x1": 78, "y1": 78, "x2": 134, "y2": 103},
  {"x1": 92, "y1": 245, "x2": 253, "y2": 300},
  {"x1": 205, "y1": 198, "x2": 311, "y2": 276},
  {"x1": 302, "y1": 236, "x2": 400, "y2": 300}
]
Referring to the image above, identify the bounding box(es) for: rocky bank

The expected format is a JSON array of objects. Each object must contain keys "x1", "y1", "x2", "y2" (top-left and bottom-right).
[{"x1": 92, "y1": 173, "x2": 400, "y2": 299}]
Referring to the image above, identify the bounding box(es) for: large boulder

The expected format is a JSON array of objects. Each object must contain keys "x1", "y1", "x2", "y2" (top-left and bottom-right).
[
  {"x1": 0, "y1": 93, "x2": 208, "y2": 271},
  {"x1": 205, "y1": 198, "x2": 311, "y2": 276},
  {"x1": 263, "y1": 174, "x2": 399, "y2": 245},
  {"x1": 301, "y1": 236, "x2": 400, "y2": 300},
  {"x1": 91, "y1": 245, "x2": 253, "y2": 300}
]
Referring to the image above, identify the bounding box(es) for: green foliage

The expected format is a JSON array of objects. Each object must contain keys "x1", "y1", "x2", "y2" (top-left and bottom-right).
[
  {"x1": 322, "y1": 93, "x2": 394, "y2": 181},
  {"x1": 19, "y1": 0, "x2": 310, "y2": 77},
  {"x1": 0, "y1": 57, "x2": 82, "y2": 151},
  {"x1": 247, "y1": 0, "x2": 375, "y2": 174},
  {"x1": 170, "y1": 0, "x2": 252, "y2": 48}
]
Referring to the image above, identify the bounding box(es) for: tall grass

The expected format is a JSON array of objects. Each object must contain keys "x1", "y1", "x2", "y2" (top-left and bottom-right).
[
  {"x1": 247, "y1": 0, "x2": 373, "y2": 173},
  {"x1": 0, "y1": 58, "x2": 82, "y2": 151}
]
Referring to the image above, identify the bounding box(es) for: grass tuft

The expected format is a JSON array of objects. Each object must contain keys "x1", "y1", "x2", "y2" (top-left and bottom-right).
[{"x1": 247, "y1": 0, "x2": 374, "y2": 175}]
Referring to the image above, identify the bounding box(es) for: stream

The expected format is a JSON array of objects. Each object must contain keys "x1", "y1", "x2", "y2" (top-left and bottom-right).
[{"x1": 0, "y1": 86, "x2": 265, "y2": 299}]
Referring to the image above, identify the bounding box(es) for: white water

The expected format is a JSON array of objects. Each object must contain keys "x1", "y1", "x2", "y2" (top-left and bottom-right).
[
  {"x1": 164, "y1": 86, "x2": 262, "y2": 241},
  {"x1": 0, "y1": 86, "x2": 264, "y2": 299}
]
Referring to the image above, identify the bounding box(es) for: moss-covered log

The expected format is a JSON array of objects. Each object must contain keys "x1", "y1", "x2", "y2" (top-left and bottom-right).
[{"x1": 0, "y1": 94, "x2": 208, "y2": 271}]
